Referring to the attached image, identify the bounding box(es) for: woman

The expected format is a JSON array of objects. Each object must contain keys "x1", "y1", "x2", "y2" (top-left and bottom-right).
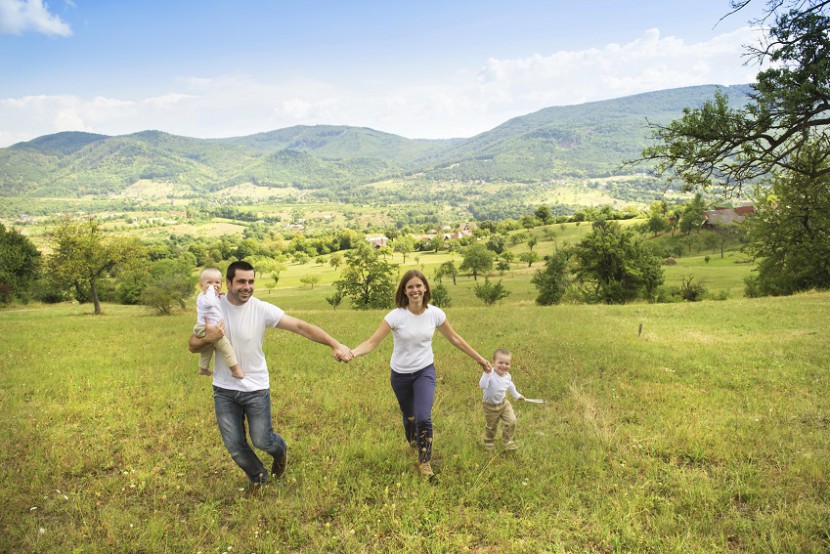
[{"x1": 349, "y1": 269, "x2": 491, "y2": 477}]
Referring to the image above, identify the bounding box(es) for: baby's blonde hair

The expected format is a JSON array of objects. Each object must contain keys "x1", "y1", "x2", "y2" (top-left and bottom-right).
[
  {"x1": 199, "y1": 267, "x2": 222, "y2": 283},
  {"x1": 492, "y1": 348, "x2": 512, "y2": 360}
]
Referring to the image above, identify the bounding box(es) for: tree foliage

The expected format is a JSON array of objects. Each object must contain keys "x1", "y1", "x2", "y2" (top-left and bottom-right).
[
  {"x1": 140, "y1": 257, "x2": 198, "y2": 315},
  {"x1": 743, "y1": 141, "x2": 830, "y2": 295},
  {"x1": 48, "y1": 217, "x2": 146, "y2": 314},
  {"x1": 532, "y1": 249, "x2": 572, "y2": 305},
  {"x1": 473, "y1": 278, "x2": 511, "y2": 306},
  {"x1": 430, "y1": 283, "x2": 453, "y2": 308},
  {"x1": 460, "y1": 244, "x2": 495, "y2": 281},
  {"x1": 0, "y1": 223, "x2": 41, "y2": 304},
  {"x1": 434, "y1": 261, "x2": 458, "y2": 285},
  {"x1": 641, "y1": 1, "x2": 830, "y2": 192},
  {"x1": 572, "y1": 219, "x2": 664, "y2": 304},
  {"x1": 333, "y1": 243, "x2": 396, "y2": 309}
]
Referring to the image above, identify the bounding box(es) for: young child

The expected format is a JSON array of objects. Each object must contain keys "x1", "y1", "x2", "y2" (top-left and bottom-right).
[
  {"x1": 192, "y1": 268, "x2": 244, "y2": 379},
  {"x1": 479, "y1": 348, "x2": 524, "y2": 450}
]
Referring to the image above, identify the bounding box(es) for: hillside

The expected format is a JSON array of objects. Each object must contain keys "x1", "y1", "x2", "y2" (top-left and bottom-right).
[{"x1": 0, "y1": 84, "x2": 752, "y2": 197}]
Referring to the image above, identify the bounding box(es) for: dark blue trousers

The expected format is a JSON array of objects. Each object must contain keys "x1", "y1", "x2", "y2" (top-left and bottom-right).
[{"x1": 390, "y1": 364, "x2": 436, "y2": 463}]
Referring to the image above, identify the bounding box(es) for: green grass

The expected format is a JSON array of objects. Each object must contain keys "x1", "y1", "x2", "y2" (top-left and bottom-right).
[{"x1": 2, "y1": 290, "x2": 829, "y2": 552}]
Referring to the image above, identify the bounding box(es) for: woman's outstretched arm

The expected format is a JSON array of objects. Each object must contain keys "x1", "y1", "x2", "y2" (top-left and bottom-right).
[
  {"x1": 350, "y1": 321, "x2": 392, "y2": 358},
  {"x1": 437, "y1": 319, "x2": 491, "y2": 371}
]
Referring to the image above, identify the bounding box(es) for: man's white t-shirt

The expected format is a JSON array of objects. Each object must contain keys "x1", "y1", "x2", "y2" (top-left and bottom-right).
[
  {"x1": 212, "y1": 295, "x2": 284, "y2": 392},
  {"x1": 384, "y1": 305, "x2": 446, "y2": 374}
]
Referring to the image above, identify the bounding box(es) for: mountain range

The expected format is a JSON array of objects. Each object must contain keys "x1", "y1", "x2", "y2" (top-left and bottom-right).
[{"x1": 0, "y1": 84, "x2": 752, "y2": 198}]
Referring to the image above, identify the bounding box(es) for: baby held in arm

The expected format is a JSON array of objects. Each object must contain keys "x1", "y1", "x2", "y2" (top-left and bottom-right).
[{"x1": 192, "y1": 268, "x2": 244, "y2": 379}]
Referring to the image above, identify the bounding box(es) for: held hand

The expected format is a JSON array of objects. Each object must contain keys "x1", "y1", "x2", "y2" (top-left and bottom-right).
[
  {"x1": 478, "y1": 358, "x2": 492, "y2": 373},
  {"x1": 203, "y1": 318, "x2": 225, "y2": 342},
  {"x1": 332, "y1": 343, "x2": 353, "y2": 363}
]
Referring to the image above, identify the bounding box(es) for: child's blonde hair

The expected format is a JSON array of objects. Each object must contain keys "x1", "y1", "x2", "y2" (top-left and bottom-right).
[
  {"x1": 492, "y1": 348, "x2": 512, "y2": 360},
  {"x1": 199, "y1": 267, "x2": 222, "y2": 283}
]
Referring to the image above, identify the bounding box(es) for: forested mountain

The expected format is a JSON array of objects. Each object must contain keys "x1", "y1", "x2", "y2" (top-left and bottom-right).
[{"x1": 0, "y1": 84, "x2": 752, "y2": 197}]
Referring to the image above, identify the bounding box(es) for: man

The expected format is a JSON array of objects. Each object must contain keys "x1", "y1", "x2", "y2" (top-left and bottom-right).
[{"x1": 189, "y1": 260, "x2": 352, "y2": 486}]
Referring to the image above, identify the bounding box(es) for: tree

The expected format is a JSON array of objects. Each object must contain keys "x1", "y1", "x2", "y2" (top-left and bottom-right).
[
  {"x1": 300, "y1": 275, "x2": 321, "y2": 288},
  {"x1": 431, "y1": 283, "x2": 452, "y2": 308},
  {"x1": 527, "y1": 237, "x2": 538, "y2": 251},
  {"x1": 743, "y1": 141, "x2": 830, "y2": 295},
  {"x1": 679, "y1": 194, "x2": 707, "y2": 235},
  {"x1": 48, "y1": 217, "x2": 145, "y2": 315},
  {"x1": 460, "y1": 243, "x2": 495, "y2": 281},
  {"x1": 572, "y1": 219, "x2": 664, "y2": 304},
  {"x1": 486, "y1": 234, "x2": 506, "y2": 254},
  {"x1": 333, "y1": 243, "x2": 396, "y2": 309},
  {"x1": 140, "y1": 257, "x2": 198, "y2": 315},
  {"x1": 0, "y1": 223, "x2": 41, "y2": 304},
  {"x1": 646, "y1": 212, "x2": 670, "y2": 237},
  {"x1": 519, "y1": 251, "x2": 540, "y2": 267},
  {"x1": 393, "y1": 236, "x2": 415, "y2": 263},
  {"x1": 640, "y1": 1, "x2": 830, "y2": 192},
  {"x1": 473, "y1": 278, "x2": 511, "y2": 306},
  {"x1": 532, "y1": 249, "x2": 572, "y2": 305},
  {"x1": 535, "y1": 205, "x2": 554, "y2": 225},
  {"x1": 325, "y1": 290, "x2": 344, "y2": 310},
  {"x1": 426, "y1": 235, "x2": 445, "y2": 253},
  {"x1": 329, "y1": 252, "x2": 344, "y2": 270},
  {"x1": 434, "y1": 260, "x2": 458, "y2": 285}
]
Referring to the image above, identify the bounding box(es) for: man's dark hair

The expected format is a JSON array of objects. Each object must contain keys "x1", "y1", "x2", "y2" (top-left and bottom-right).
[{"x1": 226, "y1": 260, "x2": 255, "y2": 281}]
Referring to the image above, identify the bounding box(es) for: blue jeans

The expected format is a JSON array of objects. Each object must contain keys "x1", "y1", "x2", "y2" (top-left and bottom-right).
[
  {"x1": 390, "y1": 364, "x2": 436, "y2": 463},
  {"x1": 213, "y1": 386, "x2": 287, "y2": 484}
]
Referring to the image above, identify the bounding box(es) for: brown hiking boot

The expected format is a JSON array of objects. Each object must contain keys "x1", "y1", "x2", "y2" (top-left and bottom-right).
[
  {"x1": 419, "y1": 462, "x2": 434, "y2": 477},
  {"x1": 271, "y1": 453, "x2": 287, "y2": 479}
]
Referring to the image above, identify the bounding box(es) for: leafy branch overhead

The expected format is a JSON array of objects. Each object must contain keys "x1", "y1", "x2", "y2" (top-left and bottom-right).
[{"x1": 639, "y1": 0, "x2": 830, "y2": 192}]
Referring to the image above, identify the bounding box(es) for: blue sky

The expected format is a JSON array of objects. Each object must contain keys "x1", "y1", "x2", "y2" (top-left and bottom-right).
[{"x1": 0, "y1": 0, "x2": 769, "y2": 147}]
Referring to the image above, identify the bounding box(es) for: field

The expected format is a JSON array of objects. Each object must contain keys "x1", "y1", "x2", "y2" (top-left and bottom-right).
[{"x1": 2, "y1": 280, "x2": 829, "y2": 551}]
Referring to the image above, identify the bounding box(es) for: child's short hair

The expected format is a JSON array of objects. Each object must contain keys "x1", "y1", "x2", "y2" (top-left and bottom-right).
[
  {"x1": 492, "y1": 348, "x2": 512, "y2": 360},
  {"x1": 199, "y1": 267, "x2": 222, "y2": 282}
]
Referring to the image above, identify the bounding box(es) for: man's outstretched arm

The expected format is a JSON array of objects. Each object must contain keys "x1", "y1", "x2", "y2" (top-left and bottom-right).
[{"x1": 276, "y1": 314, "x2": 352, "y2": 362}]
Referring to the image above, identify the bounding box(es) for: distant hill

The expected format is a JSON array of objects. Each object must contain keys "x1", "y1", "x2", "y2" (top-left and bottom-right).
[{"x1": 0, "y1": 84, "x2": 752, "y2": 197}]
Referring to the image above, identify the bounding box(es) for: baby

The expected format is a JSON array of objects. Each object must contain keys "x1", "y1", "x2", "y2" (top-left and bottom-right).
[
  {"x1": 192, "y1": 268, "x2": 244, "y2": 379},
  {"x1": 479, "y1": 348, "x2": 524, "y2": 450}
]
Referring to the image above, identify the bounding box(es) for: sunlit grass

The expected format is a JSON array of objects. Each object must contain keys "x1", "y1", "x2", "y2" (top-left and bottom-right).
[{"x1": 2, "y1": 291, "x2": 829, "y2": 552}]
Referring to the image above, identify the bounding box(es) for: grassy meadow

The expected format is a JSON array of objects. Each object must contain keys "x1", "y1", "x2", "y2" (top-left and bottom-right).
[{"x1": 2, "y1": 280, "x2": 829, "y2": 552}]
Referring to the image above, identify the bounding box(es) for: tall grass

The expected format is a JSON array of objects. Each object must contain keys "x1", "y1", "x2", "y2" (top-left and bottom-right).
[{"x1": 2, "y1": 291, "x2": 829, "y2": 552}]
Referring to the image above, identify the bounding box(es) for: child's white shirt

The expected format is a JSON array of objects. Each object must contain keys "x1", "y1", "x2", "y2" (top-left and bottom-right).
[
  {"x1": 196, "y1": 286, "x2": 224, "y2": 325},
  {"x1": 479, "y1": 370, "x2": 522, "y2": 404}
]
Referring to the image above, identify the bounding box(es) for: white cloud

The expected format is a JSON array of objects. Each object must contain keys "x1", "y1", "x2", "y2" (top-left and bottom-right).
[
  {"x1": 474, "y1": 26, "x2": 764, "y2": 110},
  {"x1": 0, "y1": 26, "x2": 769, "y2": 146},
  {"x1": 0, "y1": 0, "x2": 72, "y2": 36}
]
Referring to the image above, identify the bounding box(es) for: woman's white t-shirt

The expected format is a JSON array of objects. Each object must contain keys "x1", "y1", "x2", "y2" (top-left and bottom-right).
[
  {"x1": 212, "y1": 295, "x2": 284, "y2": 392},
  {"x1": 384, "y1": 305, "x2": 447, "y2": 374}
]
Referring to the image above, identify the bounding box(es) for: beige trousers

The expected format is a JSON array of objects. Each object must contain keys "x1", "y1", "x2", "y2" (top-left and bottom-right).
[
  {"x1": 192, "y1": 323, "x2": 239, "y2": 370},
  {"x1": 482, "y1": 398, "x2": 517, "y2": 444}
]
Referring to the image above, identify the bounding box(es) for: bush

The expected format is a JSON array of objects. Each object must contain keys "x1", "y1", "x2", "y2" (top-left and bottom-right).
[
  {"x1": 679, "y1": 275, "x2": 707, "y2": 302},
  {"x1": 431, "y1": 283, "x2": 452, "y2": 308}
]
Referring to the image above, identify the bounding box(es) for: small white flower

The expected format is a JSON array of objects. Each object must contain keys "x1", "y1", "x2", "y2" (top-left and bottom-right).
[{"x1": 38, "y1": 528, "x2": 46, "y2": 535}]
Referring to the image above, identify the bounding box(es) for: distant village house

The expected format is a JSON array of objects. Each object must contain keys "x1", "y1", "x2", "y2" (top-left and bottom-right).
[{"x1": 702, "y1": 204, "x2": 755, "y2": 229}]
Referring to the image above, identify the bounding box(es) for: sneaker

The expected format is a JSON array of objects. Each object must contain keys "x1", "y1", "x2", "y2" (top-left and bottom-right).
[
  {"x1": 271, "y1": 453, "x2": 287, "y2": 479},
  {"x1": 247, "y1": 473, "x2": 266, "y2": 494},
  {"x1": 505, "y1": 441, "x2": 517, "y2": 451},
  {"x1": 419, "y1": 462, "x2": 434, "y2": 477},
  {"x1": 484, "y1": 442, "x2": 494, "y2": 450}
]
